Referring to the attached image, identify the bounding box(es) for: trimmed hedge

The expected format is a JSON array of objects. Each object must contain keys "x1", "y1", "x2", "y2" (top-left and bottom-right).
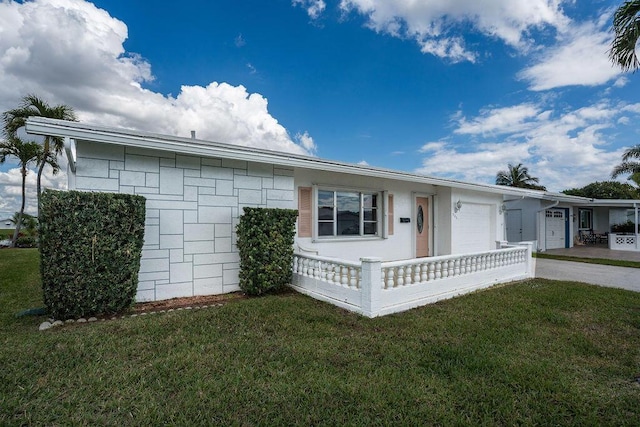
[
  {"x1": 40, "y1": 190, "x2": 146, "y2": 318},
  {"x1": 236, "y1": 207, "x2": 298, "y2": 296}
]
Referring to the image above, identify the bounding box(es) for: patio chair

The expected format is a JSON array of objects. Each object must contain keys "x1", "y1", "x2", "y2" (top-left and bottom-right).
[
  {"x1": 580, "y1": 229, "x2": 596, "y2": 244},
  {"x1": 597, "y1": 232, "x2": 608, "y2": 244}
]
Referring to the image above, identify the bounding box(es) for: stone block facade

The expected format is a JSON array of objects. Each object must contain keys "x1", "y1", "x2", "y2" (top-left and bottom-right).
[{"x1": 74, "y1": 141, "x2": 295, "y2": 301}]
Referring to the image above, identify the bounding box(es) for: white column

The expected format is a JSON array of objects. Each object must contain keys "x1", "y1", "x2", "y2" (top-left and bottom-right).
[
  {"x1": 360, "y1": 257, "x2": 382, "y2": 318},
  {"x1": 520, "y1": 241, "x2": 535, "y2": 278},
  {"x1": 635, "y1": 204, "x2": 639, "y2": 250}
]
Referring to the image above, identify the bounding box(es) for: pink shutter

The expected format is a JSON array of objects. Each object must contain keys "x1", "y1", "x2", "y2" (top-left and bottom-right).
[{"x1": 298, "y1": 187, "x2": 312, "y2": 238}]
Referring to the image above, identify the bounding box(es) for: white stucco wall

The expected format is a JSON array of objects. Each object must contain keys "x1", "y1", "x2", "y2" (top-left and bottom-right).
[
  {"x1": 294, "y1": 169, "x2": 506, "y2": 261},
  {"x1": 294, "y1": 169, "x2": 437, "y2": 262},
  {"x1": 74, "y1": 140, "x2": 294, "y2": 301},
  {"x1": 592, "y1": 207, "x2": 609, "y2": 233},
  {"x1": 435, "y1": 186, "x2": 452, "y2": 256}
]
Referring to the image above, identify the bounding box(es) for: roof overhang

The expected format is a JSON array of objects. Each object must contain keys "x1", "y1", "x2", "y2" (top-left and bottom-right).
[{"x1": 25, "y1": 117, "x2": 546, "y2": 198}]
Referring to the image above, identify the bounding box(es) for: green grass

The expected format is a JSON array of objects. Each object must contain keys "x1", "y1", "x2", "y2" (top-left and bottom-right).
[
  {"x1": 534, "y1": 251, "x2": 640, "y2": 268},
  {"x1": 1, "y1": 248, "x2": 639, "y2": 425}
]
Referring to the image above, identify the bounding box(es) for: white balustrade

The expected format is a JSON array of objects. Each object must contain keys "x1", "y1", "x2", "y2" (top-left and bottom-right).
[
  {"x1": 379, "y1": 246, "x2": 529, "y2": 289},
  {"x1": 292, "y1": 242, "x2": 534, "y2": 318}
]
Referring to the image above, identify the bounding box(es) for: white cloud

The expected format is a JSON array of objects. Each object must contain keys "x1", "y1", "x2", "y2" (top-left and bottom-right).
[
  {"x1": 295, "y1": 131, "x2": 317, "y2": 154},
  {"x1": 416, "y1": 141, "x2": 532, "y2": 183},
  {"x1": 0, "y1": 0, "x2": 313, "y2": 153},
  {"x1": 338, "y1": 0, "x2": 570, "y2": 62},
  {"x1": 518, "y1": 16, "x2": 621, "y2": 90},
  {"x1": 357, "y1": 160, "x2": 369, "y2": 166},
  {"x1": 0, "y1": 163, "x2": 66, "y2": 218},
  {"x1": 0, "y1": 0, "x2": 316, "y2": 216},
  {"x1": 417, "y1": 100, "x2": 638, "y2": 191},
  {"x1": 292, "y1": 0, "x2": 326, "y2": 19},
  {"x1": 454, "y1": 104, "x2": 542, "y2": 136}
]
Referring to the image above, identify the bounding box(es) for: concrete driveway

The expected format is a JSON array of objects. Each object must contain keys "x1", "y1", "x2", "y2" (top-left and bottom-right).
[{"x1": 535, "y1": 258, "x2": 640, "y2": 292}]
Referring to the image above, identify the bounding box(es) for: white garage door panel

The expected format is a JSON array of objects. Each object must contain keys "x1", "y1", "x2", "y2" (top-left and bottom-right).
[
  {"x1": 545, "y1": 209, "x2": 566, "y2": 249},
  {"x1": 457, "y1": 203, "x2": 491, "y2": 253}
]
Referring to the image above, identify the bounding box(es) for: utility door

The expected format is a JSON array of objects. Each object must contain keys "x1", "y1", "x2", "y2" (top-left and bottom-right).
[
  {"x1": 506, "y1": 209, "x2": 522, "y2": 242},
  {"x1": 416, "y1": 197, "x2": 429, "y2": 257}
]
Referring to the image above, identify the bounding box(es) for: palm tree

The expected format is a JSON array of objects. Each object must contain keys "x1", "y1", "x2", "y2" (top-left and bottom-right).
[
  {"x1": 10, "y1": 212, "x2": 38, "y2": 235},
  {"x1": 2, "y1": 94, "x2": 76, "y2": 213},
  {"x1": 0, "y1": 136, "x2": 42, "y2": 247},
  {"x1": 609, "y1": 1, "x2": 640, "y2": 72},
  {"x1": 611, "y1": 144, "x2": 640, "y2": 179},
  {"x1": 496, "y1": 163, "x2": 546, "y2": 190}
]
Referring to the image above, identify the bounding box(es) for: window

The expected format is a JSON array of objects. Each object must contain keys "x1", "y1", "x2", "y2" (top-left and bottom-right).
[
  {"x1": 317, "y1": 190, "x2": 379, "y2": 237},
  {"x1": 578, "y1": 209, "x2": 592, "y2": 230}
]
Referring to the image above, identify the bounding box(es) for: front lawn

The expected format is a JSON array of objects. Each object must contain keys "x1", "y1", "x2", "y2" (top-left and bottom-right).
[
  {"x1": 1, "y1": 248, "x2": 639, "y2": 425},
  {"x1": 534, "y1": 251, "x2": 640, "y2": 269}
]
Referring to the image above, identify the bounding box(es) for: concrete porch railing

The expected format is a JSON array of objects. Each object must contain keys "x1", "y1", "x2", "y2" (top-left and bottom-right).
[
  {"x1": 291, "y1": 242, "x2": 535, "y2": 318},
  {"x1": 609, "y1": 233, "x2": 639, "y2": 252}
]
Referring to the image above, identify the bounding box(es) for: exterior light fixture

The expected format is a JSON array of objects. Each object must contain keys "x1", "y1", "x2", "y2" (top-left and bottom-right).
[
  {"x1": 454, "y1": 200, "x2": 462, "y2": 213},
  {"x1": 499, "y1": 203, "x2": 506, "y2": 215}
]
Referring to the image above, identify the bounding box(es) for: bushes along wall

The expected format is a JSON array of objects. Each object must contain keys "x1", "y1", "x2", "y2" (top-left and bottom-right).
[
  {"x1": 39, "y1": 190, "x2": 146, "y2": 318},
  {"x1": 236, "y1": 207, "x2": 298, "y2": 296}
]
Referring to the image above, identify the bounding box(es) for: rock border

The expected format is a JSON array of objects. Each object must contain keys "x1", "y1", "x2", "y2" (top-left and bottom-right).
[{"x1": 38, "y1": 302, "x2": 227, "y2": 331}]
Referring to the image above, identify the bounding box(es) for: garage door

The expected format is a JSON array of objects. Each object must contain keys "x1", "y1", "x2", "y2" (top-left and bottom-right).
[
  {"x1": 545, "y1": 209, "x2": 566, "y2": 249},
  {"x1": 457, "y1": 203, "x2": 491, "y2": 252}
]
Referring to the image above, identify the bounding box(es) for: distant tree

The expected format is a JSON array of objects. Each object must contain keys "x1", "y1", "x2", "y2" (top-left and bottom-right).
[
  {"x1": 609, "y1": 0, "x2": 640, "y2": 72},
  {"x1": 611, "y1": 144, "x2": 640, "y2": 180},
  {"x1": 496, "y1": 163, "x2": 546, "y2": 190},
  {"x1": 11, "y1": 212, "x2": 38, "y2": 235},
  {"x1": 2, "y1": 94, "x2": 76, "y2": 213},
  {"x1": 0, "y1": 136, "x2": 41, "y2": 247},
  {"x1": 563, "y1": 181, "x2": 640, "y2": 199}
]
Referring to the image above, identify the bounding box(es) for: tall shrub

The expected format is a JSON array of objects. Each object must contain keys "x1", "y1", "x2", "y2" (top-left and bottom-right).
[
  {"x1": 40, "y1": 190, "x2": 146, "y2": 318},
  {"x1": 236, "y1": 207, "x2": 298, "y2": 295}
]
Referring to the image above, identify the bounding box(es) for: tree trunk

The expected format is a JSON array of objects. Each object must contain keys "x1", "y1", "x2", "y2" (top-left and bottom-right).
[
  {"x1": 11, "y1": 166, "x2": 27, "y2": 248},
  {"x1": 36, "y1": 159, "x2": 44, "y2": 216}
]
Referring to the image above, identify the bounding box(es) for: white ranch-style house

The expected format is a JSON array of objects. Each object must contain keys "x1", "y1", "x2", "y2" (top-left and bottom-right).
[{"x1": 27, "y1": 117, "x2": 539, "y2": 317}]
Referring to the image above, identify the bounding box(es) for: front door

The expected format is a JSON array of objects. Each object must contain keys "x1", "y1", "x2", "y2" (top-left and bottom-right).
[{"x1": 416, "y1": 197, "x2": 429, "y2": 257}]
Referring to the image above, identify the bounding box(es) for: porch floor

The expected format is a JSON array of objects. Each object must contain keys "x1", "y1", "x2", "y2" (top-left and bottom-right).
[{"x1": 544, "y1": 244, "x2": 640, "y2": 261}]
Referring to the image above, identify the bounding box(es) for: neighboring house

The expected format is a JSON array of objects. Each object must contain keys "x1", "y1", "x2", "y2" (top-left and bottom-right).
[
  {"x1": 504, "y1": 193, "x2": 640, "y2": 252},
  {"x1": 26, "y1": 117, "x2": 538, "y2": 317}
]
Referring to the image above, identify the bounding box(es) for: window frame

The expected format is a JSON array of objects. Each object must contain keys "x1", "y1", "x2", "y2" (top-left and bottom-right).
[
  {"x1": 578, "y1": 208, "x2": 593, "y2": 230},
  {"x1": 313, "y1": 186, "x2": 383, "y2": 240}
]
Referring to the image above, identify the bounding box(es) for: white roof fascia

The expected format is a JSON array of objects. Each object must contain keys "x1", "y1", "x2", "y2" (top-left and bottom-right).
[
  {"x1": 537, "y1": 192, "x2": 640, "y2": 207},
  {"x1": 25, "y1": 117, "x2": 544, "y2": 198}
]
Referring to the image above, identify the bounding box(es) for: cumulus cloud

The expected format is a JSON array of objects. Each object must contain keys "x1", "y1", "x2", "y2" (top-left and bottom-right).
[
  {"x1": 295, "y1": 131, "x2": 317, "y2": 154},
  {"x1": 0, "y1": 0, "x2": 315, "y2": 216},
  {"x1": 292, "y1": 0, "x2": 326, "y2": 19},
  {"x1": 338, "y1": 0, "x2": 570, "y2": 62},
  {"x1": 417, "y1": 101, "x2": 637, "y2": 191},
  {"x1": 0, "y1": 0, "x2": 313, "y2": 152},
  {"x1": 0, "y1": 164, "x2": 66, "y2": 218},
  {"x1": 518, "y1": 14, "x2": 621, "y2": 90}
]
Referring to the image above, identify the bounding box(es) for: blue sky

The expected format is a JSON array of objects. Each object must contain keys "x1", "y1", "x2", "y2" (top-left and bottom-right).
[{"x1": 1, "y1": 0, "x2": 639, "y2": 218}]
